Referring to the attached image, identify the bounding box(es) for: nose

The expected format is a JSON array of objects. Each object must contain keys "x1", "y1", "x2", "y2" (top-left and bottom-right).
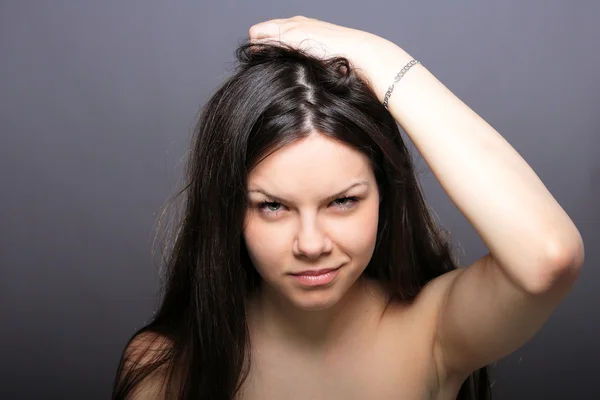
[{"x1": 293, "y1": 216, "x2": 332, "y2": 259}]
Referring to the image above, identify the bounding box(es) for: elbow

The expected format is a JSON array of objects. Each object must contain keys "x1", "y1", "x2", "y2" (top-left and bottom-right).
[{"x1": 525, "y1": 234, "x2": 585, "y2": 295}]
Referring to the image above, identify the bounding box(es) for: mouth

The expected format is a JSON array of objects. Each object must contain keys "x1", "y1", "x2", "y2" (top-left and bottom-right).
[
  {"x1": 290, "y1": 266, "x2": 340, "y2": 276},
  {"x1": 289, "y1": 265, "x2": 343, "y2": 287}
]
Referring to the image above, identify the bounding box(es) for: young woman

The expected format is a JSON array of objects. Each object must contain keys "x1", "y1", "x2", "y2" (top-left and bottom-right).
[{"x1": 112, "y1": 16, "x2": 584, "y2": 400}]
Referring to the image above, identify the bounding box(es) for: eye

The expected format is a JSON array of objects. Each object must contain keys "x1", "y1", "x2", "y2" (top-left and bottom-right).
[
  {"x1": 258, "y1": 201, "x2": 284, "y2": 213},
  {"x1": 256, "y1": 196, "x2": 360, "y2": 217},
  {"x1": 256, "y1": 200, "x2": 288, "y2": 217},
  {"x1": 332, "y1": 196, "x2": 359, "y2": 209}
]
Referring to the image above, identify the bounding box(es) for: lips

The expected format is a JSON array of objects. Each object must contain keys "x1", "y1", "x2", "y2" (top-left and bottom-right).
[{"x1": 291, "y1": 267, "x2": 340, "y2": 276}]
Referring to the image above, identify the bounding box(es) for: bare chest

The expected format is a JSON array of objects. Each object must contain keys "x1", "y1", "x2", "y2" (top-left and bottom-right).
[{"x1": 238, "y1": 315, "x2": 452, "y2": 400}]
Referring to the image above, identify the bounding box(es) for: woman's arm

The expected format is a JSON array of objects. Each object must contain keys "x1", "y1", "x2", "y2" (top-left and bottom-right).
[
  {"x1": 375, "y1": 49, "x2": 583, "y2": 292},
  {"x1": 249, "y1": 16, "x2": 585, "y2": 376},
  {"x1": 372, "y1": 44, "x2": 584, "y2": 375}
]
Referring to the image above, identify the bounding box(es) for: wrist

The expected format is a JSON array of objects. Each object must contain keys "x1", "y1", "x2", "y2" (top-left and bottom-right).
[{"x1": 366, "y1": 44, "x2": 415, "y2": 103}]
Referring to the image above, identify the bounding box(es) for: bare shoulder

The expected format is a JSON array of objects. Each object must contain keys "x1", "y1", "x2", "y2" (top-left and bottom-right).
[
  {"x1": 413, "y1": 268, "x2": 466, "y2": 312},
  {"x1": 408, "y1": 269, "x2": 466, "y2": 366},
  {"x1": 372, "y1": 273, "x2": 468, "y2": 398},
  {"x1": 116, "y1": 331, "x2": 175, "y2": 399},
  {"x1": 375, "y1": 271, "x2": 464, "y2": 346},
  {"x1": 409, "y1": 251, "x2": 578, "y2": 383},
  {"x1": 386, "y1": 269, "x2": 465, "y2": 330}
]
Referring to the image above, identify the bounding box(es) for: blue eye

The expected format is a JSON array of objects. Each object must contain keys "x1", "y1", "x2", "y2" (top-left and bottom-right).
[
  {"x1": 333, "y1": 196, "x2": 359, "y2": 209},
  {"x1": 256, "y1": 201, "x2": 285, "y2": 216},
  {"x1": 259, "y1": 201, "x2": 283, "y2": 213},
  {"x1": 256, "y1": 196, "x2": 360, "y2": 216}
]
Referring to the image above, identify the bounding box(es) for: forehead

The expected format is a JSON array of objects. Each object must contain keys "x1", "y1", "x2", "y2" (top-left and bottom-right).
[{"x1": 247, "y1": 133, "x2": 374, "y2": 191}]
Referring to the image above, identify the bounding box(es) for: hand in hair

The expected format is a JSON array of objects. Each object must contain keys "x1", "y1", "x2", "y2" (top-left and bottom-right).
[
  {"x1": 248, "y1": 15, "x2": 412, "y2": 102},
  {"x1": 251, "y1": 14, "x2": 585, "y2": 382}
]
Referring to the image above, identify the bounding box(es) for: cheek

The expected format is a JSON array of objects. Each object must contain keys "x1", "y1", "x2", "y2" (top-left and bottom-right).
[
  {"x1": 243, "y1": 216, "x2": 289, "y2": 272},
  {"x1": 337, "y1": 206, "x2": 379, "y2": 258},
  {"x1": 320, "y1": 199, "x2": 379, "y2": 268}
]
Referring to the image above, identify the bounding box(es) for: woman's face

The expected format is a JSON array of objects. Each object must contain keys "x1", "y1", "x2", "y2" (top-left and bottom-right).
[{"x1": 244, "y1": 133, "x2": 380, "y2": 311}]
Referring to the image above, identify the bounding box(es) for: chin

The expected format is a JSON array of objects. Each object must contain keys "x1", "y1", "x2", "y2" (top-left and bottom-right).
[
  {"x1": 286, "y1": 281, "x2": 350, "y2": 311},
  {"x1": 291, "y1": 295, "x2": 341, "y2": 311},
  {"x1": 287, "y1": 267, "x2": 366, "y2": 311}
]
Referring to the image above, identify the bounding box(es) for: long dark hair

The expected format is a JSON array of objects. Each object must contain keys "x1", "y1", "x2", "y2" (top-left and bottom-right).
[{"x1": 112, "y1": 40, "x2": 491, "y2": 399}]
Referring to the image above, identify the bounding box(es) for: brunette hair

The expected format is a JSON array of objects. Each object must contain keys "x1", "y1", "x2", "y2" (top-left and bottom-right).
[{"x1": 112, "y1": 40, "x2": 491, "y2": 400}]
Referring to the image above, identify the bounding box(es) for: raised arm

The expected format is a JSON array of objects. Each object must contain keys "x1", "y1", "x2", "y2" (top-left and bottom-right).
[
  {"x1": 373, "y1": 43, "x2": 584, "y2": 376},
  {"x1": 249, "y1": 15, "x2": 585, "y2": 377}
]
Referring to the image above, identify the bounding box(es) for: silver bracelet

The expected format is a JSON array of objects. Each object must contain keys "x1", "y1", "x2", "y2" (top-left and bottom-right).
[{"x1": 382, "y1": 59, "x2": 420, "y2": 109}]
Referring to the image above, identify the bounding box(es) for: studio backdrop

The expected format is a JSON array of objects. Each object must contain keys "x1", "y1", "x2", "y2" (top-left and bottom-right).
[{"x1": 0, "y1": 1, "x2": 598, "y2": 399}]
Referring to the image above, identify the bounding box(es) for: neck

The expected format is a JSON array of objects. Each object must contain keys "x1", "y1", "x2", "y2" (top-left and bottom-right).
[{"x1": 248, "y1": 277, "x2": 387, "y2": 354}]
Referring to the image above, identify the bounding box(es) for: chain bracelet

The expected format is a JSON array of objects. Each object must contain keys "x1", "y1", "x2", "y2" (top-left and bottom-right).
[{"x1": 382, "y1": 59, "x2": 420, "y2": 109}]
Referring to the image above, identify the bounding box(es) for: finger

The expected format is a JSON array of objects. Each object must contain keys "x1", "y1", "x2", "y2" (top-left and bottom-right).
[
  {"x1": 249, "y1": 21, "x2": 282, "y2": 40},
  {"x1": 249, "y1": 16, "x2": 303, "y2": 39}
]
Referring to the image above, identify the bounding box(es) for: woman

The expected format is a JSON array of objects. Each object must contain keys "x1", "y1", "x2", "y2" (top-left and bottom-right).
[{"x1": 112, "y1": 16, "x2": 584, "y2": 399}]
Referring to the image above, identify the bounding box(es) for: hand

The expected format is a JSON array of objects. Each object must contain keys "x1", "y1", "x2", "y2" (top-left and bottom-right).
[{"x1": 248, "y1": 16, "x2": 413, "y2": 102}]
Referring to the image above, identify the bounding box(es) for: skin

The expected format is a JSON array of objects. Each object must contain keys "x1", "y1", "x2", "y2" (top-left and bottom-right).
[
  {"x1": 242, "y1": 133, "x2": 444, "y2": 399},
  {"x1": 244, "y1": 133, "x2": 382, "y2": 348},
  {"x1": 121, "y1": 16, "x2": 586, "y2": 400},
  {"x1": 241, "y1": 16, "x2": 585, "y2": 399}
]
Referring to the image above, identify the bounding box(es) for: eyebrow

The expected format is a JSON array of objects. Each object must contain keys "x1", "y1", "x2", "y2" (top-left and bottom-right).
[{"x1": 248, "y1": 181, "x2": 370, "y2": 204}]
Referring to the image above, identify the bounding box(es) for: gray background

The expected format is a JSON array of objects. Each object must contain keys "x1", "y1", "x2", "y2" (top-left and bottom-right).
[{"x1": 1, "y1": 1, "x2": 598, "y2": 399}]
